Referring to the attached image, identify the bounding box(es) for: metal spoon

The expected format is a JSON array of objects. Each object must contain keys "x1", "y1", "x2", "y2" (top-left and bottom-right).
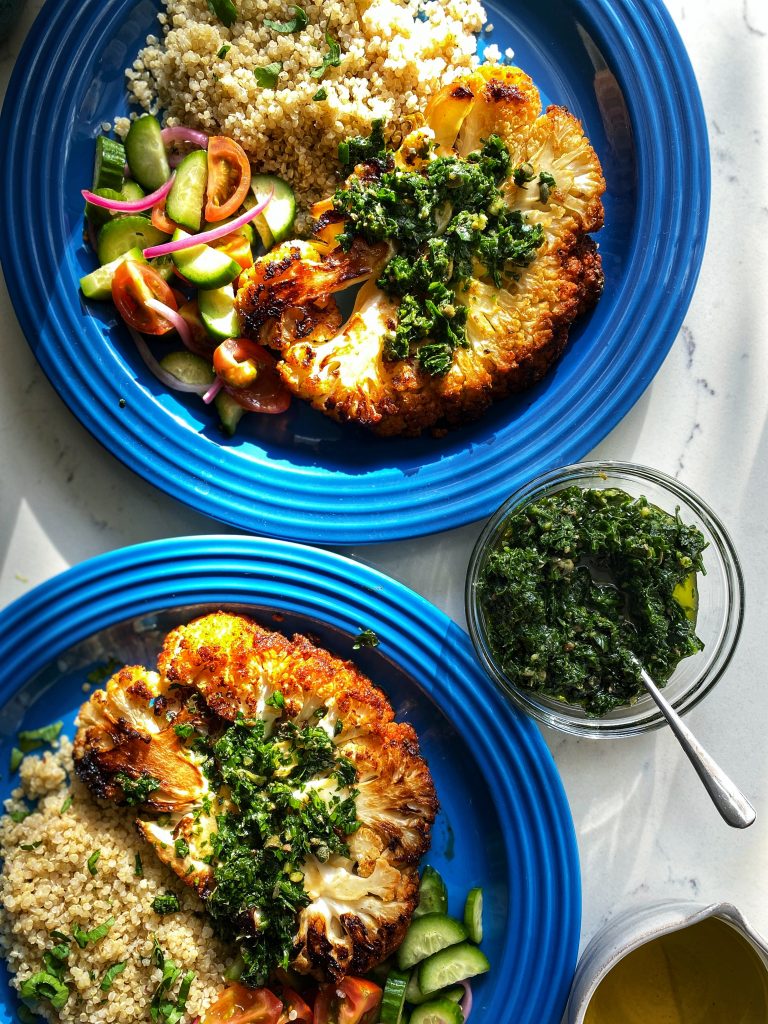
[{"x1": 631, "y1": 656, "x2": 755, "y2": 829}]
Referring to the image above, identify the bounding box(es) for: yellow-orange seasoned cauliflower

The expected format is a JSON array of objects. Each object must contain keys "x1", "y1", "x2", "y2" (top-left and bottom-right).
[
  {"x1": 236, "y1": 64, "x2": 605, "y2": 436},
  {"x1": 73, "y1": 612, "x2": 437, "y2": 984}
]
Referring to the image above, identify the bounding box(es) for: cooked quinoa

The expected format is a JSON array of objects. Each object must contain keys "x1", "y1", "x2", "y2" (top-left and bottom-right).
[
  {"x1": 0, "y1": 739, "x2": 231, "y2": 1023},
  {"x1": 121, "y1": 0, "x2": 487, "y2": 221}
]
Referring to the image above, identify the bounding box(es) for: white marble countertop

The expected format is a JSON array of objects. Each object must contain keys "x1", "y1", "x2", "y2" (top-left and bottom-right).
[{"x1": 1, "y1": 0, "x2": 767, "y2": 968}]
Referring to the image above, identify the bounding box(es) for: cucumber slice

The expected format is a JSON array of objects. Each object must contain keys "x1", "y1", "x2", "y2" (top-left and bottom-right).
[
  {"x1": 215, "y1": 390, "x2": 245, "y2": 436},
  {"x1": 380, "y1": 969, "x2": 409, "y2": 1024},
  {"x1": 125, "y1": 115, "x2": 171, "y2": 191},
  {"x1": 96, "y1": 215, "x2": 169, "y2": 266},
  {"x1": 405, "y1": 975, "x2": 463, "y2": 1007},
  {"x1": 79, "y1": 247, "x2": 146, "y2": 301},
  {"x1": 85, "y1": 182, "x2": 149, "y2": 228},
  {"x1": 166, "y1": 150, "x2": 208, "y2": 232},
  {"x1": 199, "y1": 284, "x2": 239, "y2": 341},
  {"x1": 418, "y1": 943, "x2": 490, "y2": 997},
  {"x1": 463, "y1": 889, "x2": 483, "y2": 944},
  {"x1": 171, "y1": 230, "x2": 241, "y2": 289},
  {"x1": 409, "y1": 999, "x2": 464, "y2": 1024},
  {"x1": 414, "y1": 866, "x2": 448, "y2": 918},
  {"x1": 397, "y1": 915, "x2": 467, "y2": 971},
  {"x1": 251, "y1": 174, "x2": 296, "y2": 248},
  {"x1": 92, "y1": 136, "x2": 125, "y2": 192},
  {"x1": 159, "y1": 352, "x2": 214, "y2": 386}
]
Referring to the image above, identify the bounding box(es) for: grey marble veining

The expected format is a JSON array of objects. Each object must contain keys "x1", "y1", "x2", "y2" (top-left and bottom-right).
[{"x1": 1, "y1": 0, "x2": 767, "y2": 957}]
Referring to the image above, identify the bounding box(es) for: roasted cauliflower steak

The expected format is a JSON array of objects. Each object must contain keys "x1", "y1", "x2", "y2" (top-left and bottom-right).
[
  {"x1": 236, "y1": 64, "x2": 605, "y2": 436},
  {"x1": 73, "y1": 612, "x2": 437, "y2": 982}
]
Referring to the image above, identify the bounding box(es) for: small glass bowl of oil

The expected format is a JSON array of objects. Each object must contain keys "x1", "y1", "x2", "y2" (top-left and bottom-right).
[{"x1": 568, "y1": 900, "x2": 768, "y2": 1024}]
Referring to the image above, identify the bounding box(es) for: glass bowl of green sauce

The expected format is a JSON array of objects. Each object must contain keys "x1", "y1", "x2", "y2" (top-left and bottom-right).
[{"x1": 465, "y1": 461, "x2": 744, "y2": 737}]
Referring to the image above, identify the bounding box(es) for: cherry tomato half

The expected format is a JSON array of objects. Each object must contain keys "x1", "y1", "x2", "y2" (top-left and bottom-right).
[
  {"x1": 213, "y1": 339, "x2": 291, "y2": 414},
  {"x1": 216, "y1": 229, "x2": 254, "y2": 271},
  {"x1": 203, "y1": 983, "x2": 283, "y2": 1024},
  {"x1": 205, "y1": 136, "x2": 252, "y2": 223},
  {"x1": 151, "y1": 198, "x2": 178, "y2": 234},
  {"x1": 278, "y1": 986, "x2": 313, "y2": 1024},
  {"x1": 313, "y1": 978, "x2": 382, "y2": 1024},
  {"x1": 179, "y1": 299, "x2": 217, "y2": 357},
  {"x1": 111, "y1": 261, "x2": 178, "y2": 335}
]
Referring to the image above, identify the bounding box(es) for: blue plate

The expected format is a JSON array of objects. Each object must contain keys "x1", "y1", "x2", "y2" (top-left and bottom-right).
[
  {"x1": 0, "y1": 537, "x2": 580, "y2": 1023},
  {"x1": 0, "y1": 0, "x2": 708, "y2": 544}
]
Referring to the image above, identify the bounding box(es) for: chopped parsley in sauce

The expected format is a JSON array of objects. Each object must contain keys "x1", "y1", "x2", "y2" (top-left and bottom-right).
[
  {"x1": 196, "y1": 714, "x2": 359, "y2": 986},
  {"x1": 477, "y1": 487, "x2": 708, "y2": 716},
  {"x1": 331, "y1": 122, "x2": 544, "y2": 376}
]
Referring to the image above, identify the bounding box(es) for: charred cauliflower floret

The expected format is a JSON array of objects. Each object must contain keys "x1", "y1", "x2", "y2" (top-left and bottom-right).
[
  {"x1": 236, "y1": 64, "x2": 605, "y2": 436},
  {"x1": 73, "y1": 612, "x2": 436, "y2": 985}
]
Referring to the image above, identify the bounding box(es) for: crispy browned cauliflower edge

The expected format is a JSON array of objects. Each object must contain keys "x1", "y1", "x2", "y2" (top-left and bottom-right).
[
  {"x1": 235, "y1": 64, "x2": 606, "y2": 437},
  {"x1": 73, "y1": 611, "x2": 438, "y2": 981}
]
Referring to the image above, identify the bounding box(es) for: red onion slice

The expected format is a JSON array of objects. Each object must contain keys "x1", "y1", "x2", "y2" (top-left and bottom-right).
[
  {"x1": 459, "y1": 981, "x2": 473, "y2": 1021},
  {"x1": 145, "y1": 298, "x2": 193, "y2": 350},
  {"x1": 127, "y1": 327, "x2": 210, "y2": 395},
  {"x1": 203, "y1": 378, "x2": 223, "y2": 405},
  {"x1": 161, "y1": 125, "x2": 210, "y2": 149},
  {"x1": 142, "y1": 187, "x2": 274, "y2": 258},
  {"x1": 82, "y1": 175, "x2": 175, "y2": 213}
]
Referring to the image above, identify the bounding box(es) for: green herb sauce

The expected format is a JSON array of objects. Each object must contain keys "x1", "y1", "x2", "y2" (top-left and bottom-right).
[
  {"x1": 331, "y1": 123, "x2": 545, "y2": 377},
  {"x1": 477, "y1": 487, "x2": 708, "y2": 716},
  {"x1": 193, "y1": 714, "x2": 359, "y2": 986}
]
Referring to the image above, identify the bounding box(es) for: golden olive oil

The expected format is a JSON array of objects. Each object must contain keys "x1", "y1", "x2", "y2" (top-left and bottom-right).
[{"x1": 584, "y1": 918, "x2": 768, "y2": 1024}]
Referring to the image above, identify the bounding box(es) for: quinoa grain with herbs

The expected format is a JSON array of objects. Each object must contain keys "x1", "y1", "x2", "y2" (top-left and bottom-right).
[
  {"x1": 0, "y1": 739, "x2": 230, "y2": 1023},
  {"x1": 119, "y1": 0, "x2": 487, "y2": 225}
]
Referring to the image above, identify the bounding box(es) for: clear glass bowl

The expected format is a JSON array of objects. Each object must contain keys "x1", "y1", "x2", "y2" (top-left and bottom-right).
[{"x1": 465, "y1": 461, "x2": 745, "y2": 737}]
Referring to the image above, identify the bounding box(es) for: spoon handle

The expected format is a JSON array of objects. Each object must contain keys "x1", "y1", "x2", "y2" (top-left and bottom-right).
[{"x1": 637, "y1": 665, "x2": 756, "y2": 829}]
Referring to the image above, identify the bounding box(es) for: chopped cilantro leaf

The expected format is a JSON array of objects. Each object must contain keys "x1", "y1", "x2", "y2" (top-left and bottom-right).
[
  {"x1": 100, "y1": 962, "x2": 127, "y2": 990},
  {"x1": 174, "y1": 837, "x2": 190, "y2": 859},
  {"x1": 17, "y1": 721, "x2": 63, "y2": 753},
  {"x1": 86, "y1": 850, "x2": 101, "y2": 876},
  {"x1": 264, "y1": 5, "x2": 307, "y2": 33},
  {"x1": 60, "y1": 795, "x2": 73, "y2": 814},
  {"x1": 151, "y1": 893, "x2": 181, "y2": 915},
  {"x1": 266, "y1": 690, "x2": 286, "y2": 710},
  {"x1": 309, "y1": 31, "x2": 342, "y2": 80},
  {"x1": 253, "y1": 62, "x2": 282, "y2": 88},
  {"x1": 19, "y1": 971, "x2": 69, "y2": 1011},
  {"x1": 313, "y1": 87, "x2": 327, "y2": 101},
  {"x1": 353, "y1": 628, "x2": 379, "y2": 649},
  {"x1": 20, "y1": 841, "x2": 42, "y2": 851},
  {"x1": 135, "y1": 852, "x2": 144, "y2": 878},
  {"x1": 173, "y1": 722, "x2": 195, "y2": 739},
  {"x1": 10, "y1": 747, "x2": 23, "y2": 773},
  {"x1": 86, "y1": 658, "x2": 122, "y2": 686},
  {"x1": 217, "y1": 43, "x2": 231, "y2": 58},
  {"x1": 207, "y1": 0, "x2": 238, "y2": 27},
  {"x1": 9, "y1": 808, "x2": 31, "y2": 823}
]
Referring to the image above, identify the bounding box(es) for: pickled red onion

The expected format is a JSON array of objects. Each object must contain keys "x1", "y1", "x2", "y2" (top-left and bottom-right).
[
  {"x1": 203, "y1": 378, "x2": 223, "y2": 404},
  {"x1": 142, "y1": 187, "x2": 274, "y2": 258},
  {"x1": 161, "y1": 126, "x2": 210, "y2": 149},
  {"x1": 460, "y1": 982, "x2": 473, "y2": 1021},
  {"x1": 127, "y1": 327, "x2": 210, "y2": 395},
  {"x1": 145, "y1": 298, "x2": 193, "y2": 350},
  {"x1": 82, "y1": 175, "x2": 175, "y2": 213}
]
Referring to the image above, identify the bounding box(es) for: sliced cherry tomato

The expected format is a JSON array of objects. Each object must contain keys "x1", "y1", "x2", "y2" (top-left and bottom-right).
[
  {"x1": 111, "y1": 261, "x2": 178, "y2": 335},
  {"x1": 179, "y1": 299, "x2": 217, "y2": 357},
  {"x1": 216, "y1": 229, "x2": 254, "y2": 270},
  {"x1": 214, "y1": 338, "x2": 291, "y2": 414},
  {"x1": 203, "y1": 983, "x2": 283, "y2": 1024},
  {"x1": 313, "y1": 978, "x2": 382, "y2": 1024},
  {"x1": 205, "y1": 136, "x2": 252, "y2": 223},
  {"x1": 278, "y1": 986, "x2": 313, "y2": 1024},
  {"x1": 151, "y1": 198, "x2": 178, "y2": 234}
]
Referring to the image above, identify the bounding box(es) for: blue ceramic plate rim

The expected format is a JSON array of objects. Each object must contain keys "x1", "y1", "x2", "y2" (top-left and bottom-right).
[
  {"x1": 0, "y1": 0, "x2": 709, "y2": 544},
  {"x1": 0, "y1": 536, "x2": 580, "y2": 1024}
]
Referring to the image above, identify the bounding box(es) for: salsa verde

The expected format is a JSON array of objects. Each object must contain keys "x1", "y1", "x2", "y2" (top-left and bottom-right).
[{"x1": 477, "y1": 486, "x2": 708, "y2": 716}]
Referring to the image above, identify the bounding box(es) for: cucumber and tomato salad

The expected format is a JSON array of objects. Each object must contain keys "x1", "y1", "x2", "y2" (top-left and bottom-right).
[{"x1": 80, "y1": 115, "x2": 297, "y2": 435}]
